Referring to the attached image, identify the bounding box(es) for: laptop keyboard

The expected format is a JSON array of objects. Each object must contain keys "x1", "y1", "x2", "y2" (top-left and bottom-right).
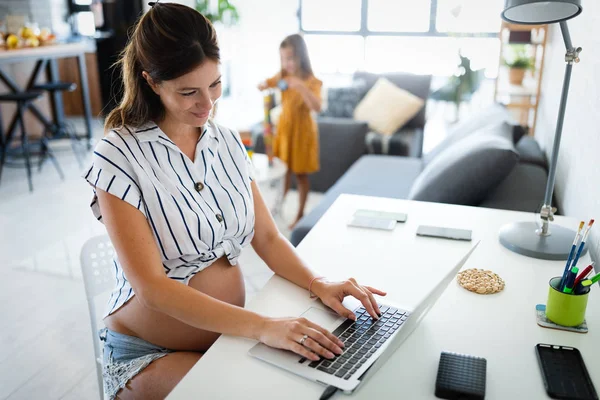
[{"x1": 303, "y1": 305, "x2": 409, "y2": 380}]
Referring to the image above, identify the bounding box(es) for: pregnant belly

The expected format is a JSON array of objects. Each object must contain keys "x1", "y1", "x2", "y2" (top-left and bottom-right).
[{"x1": 104, "y1": 256, "x2": 246, "y2": 351}]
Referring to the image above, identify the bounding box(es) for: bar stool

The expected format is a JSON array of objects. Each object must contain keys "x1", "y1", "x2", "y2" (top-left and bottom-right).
[
  {"x1": 32, "y1": 81, "x2": 83, "y2": 167},
  {"x1": 0, "y1": 91, "x2": 64, "y2": 192}
]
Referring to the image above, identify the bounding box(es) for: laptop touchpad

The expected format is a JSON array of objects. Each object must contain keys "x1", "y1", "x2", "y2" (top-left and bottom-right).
[{"x1": 301, "y1": 307, "x2": 345, "y2": 332}]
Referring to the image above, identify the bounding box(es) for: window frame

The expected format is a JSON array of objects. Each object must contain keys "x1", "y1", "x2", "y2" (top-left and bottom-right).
[{"x1": 299, "y1": 0, "x2": 500, "y2": 38}]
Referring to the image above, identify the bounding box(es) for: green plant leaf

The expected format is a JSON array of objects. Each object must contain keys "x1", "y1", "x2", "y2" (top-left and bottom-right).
[
  {"x1": 503, "y1": 44, "x2": 535, "y2": 70},
  {"x1": 196, "y1": 0, "x2": 239, "y2": 26}
]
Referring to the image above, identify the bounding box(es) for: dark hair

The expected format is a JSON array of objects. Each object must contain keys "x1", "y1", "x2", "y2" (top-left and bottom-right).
[
  {"x1": 280, "y1": 34, "x2": 314, "y2": 79},
  {"x1": 105, "y1": 3, "x2": 220, "y2": 131}
]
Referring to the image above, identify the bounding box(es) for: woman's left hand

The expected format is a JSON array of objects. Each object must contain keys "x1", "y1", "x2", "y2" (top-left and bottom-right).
[{"x1": 311, "y1": 278, "x2": 387, "y2": 320}]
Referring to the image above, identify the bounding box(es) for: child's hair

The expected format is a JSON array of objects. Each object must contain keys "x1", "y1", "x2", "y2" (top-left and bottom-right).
[
  {"x1": 280, "y1": 34, "x2": 314, "y2": 79},
  {"x1": 105, "y1": 3, "x2": 220, "y2": 131}
]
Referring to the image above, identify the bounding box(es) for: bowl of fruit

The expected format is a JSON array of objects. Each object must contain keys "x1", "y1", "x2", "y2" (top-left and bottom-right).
[{"x1": 1, "y1": 26, "x2": 56, "y2": 50}]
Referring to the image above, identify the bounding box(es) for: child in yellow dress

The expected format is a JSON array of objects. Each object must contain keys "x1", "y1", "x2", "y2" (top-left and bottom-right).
[{"x1": 258, "y1": 34, "x2": 322, "y2": 229}]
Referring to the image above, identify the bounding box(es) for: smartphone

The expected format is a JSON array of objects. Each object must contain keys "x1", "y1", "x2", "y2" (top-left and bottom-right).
[
  {"x1": 535, "y1": 344, "x2": 598, "y2": 400},
  {"x1": 416, "y1": 225, "x2": 472, "y2": 241},
  {"x1": 354, "y1": 209, "x2": 407, "y2": 222},
  {"x1": 347, "y1": 216, "x2": 396, "y2": 231}
]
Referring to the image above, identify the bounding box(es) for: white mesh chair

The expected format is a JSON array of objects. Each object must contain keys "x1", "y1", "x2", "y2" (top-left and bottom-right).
[{"x1": 80, "y1": 235, "x2": 115, "y2": 400}]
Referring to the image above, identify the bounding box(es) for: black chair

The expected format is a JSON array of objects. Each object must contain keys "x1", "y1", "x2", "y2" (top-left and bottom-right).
[
  {"x1": 0, "y1": 91, "x2": 64, "y2": 191},
  {"x1": 32, "y1": 81, "x2": 83, "y2": 167}
]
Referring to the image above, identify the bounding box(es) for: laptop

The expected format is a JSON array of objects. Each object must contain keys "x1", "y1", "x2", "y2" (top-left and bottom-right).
[{"x1": 248, "y1": 241, "x2": 480, "y2": 394}]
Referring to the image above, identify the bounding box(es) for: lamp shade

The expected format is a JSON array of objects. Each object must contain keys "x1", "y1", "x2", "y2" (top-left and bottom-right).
[{"x1": 502, "y1": 0, "x2": 582, "y2": 24}]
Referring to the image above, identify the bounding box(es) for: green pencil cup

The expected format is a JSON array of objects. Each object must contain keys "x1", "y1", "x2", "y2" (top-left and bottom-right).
[{"x1": 546, "y1": 276, "x2": 590, "y2": 327}]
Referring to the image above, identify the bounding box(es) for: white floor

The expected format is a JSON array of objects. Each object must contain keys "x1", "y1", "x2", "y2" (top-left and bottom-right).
[{"x1": 0, "y1": 119, "x2": 323, "y2": 400}]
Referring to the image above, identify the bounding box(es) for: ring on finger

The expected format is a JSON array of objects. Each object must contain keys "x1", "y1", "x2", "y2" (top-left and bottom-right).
[{"x1": 299, "y1": 334, "x2": 308, "y2": 346}]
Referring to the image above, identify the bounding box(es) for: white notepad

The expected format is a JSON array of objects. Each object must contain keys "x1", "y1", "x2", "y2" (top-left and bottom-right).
[{"x1": 347, "y1": 216, "x2": 396, "y2": 231}]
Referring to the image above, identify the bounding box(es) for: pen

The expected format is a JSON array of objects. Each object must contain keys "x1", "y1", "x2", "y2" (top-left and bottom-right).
[
  {"x1": 573, "y1": 263, "x2": 594, "y2": 289},
  {"x1": 570, "y1": 219, "x2": 595, "y2": 269},
  {"x1": 560, "y1": 221, "x2": 584, "y2": 289},
  {"x1": 563, "y1": 267, "x2": 579, "y2": 294},
  {"x1": 587, "y1": 272, "x2": 600, "y2": 285}
]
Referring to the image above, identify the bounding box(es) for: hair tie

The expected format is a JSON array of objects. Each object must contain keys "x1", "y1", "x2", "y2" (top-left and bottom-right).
[{"x1": 148, "y1": 1, "x2": 160, "y2": 7}]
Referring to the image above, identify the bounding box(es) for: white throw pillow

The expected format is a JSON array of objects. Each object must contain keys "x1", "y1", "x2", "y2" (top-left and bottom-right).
[{"x1": 353, "y1": 77, "x2": 424, "y2": 136}]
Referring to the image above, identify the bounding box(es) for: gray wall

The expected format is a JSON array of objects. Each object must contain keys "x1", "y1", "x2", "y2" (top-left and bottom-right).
[{"x1": 536, "y1": 0, "x2": 600, "y2": 262}]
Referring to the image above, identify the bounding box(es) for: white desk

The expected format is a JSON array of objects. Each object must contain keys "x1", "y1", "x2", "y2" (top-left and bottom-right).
[{"x1": 168, "y1": 195, "x2": 598, "y2": 399}]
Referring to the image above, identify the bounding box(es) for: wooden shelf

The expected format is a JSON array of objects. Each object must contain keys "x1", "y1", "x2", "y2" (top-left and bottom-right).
[
  {"x1": 494, "y1": 23, "x2": 548, "y2": 135},
  {"x1": 504, "y1": 102, "x2": 537, "y2": 109},
  {"x1": 501, "y1": 22, "x2": 546, "y2": 31}
]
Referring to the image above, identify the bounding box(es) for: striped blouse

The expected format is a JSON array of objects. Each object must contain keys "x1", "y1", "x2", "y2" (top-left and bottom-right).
[{"x1": 82, "y1": 120, "x2": 255, "y2": 317}]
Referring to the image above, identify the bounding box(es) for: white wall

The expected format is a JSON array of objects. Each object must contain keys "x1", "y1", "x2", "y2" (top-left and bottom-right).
[{"x1": 536, "y1": 1, "x2": 600, "y2": 262}]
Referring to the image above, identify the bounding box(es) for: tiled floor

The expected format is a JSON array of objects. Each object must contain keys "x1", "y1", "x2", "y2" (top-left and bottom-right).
[{"x1": 0, "y1": 119, "x2": 323, "y2": 400}]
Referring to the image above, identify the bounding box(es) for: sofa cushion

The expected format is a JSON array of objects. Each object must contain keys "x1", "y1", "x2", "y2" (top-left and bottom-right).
[
  {"x1": 353, "y1": 72, "x2": 431, "y2": 129},
  {"x1": 320, "y1": 84, "x2": 366, "y2": 118},
  {"x1": 516, "y1": 135, "x2": 548, "y2": 170},
  {"x1": 311, "y1": 117, "x2": 369, "y2": 192},
  {"x1": 408, "y1": 135, "x2": 519, "y2": 206},
  {"x1": 354, "y1": 78, "x2": 424, "y2": 136},
  {"x1": 423, "y1": 104, "x2": 516, "y2": 165},
  {"x1": 290, "y1": 155, "x2": 423, "y2": 246},
  {"x1": 479, "y1": 163, "x2": 547, "y2": 213}
]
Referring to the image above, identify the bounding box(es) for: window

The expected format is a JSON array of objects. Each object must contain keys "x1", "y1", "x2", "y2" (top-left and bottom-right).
[
  {"x1": 365, "y1": 37, "x2": 457, "y2": 76},
  {"x1": 436, "y1": 0, "x2": 504, "y2": 33},
  {"x1": 304, "y1": 35, "x2": 365, "y2": 74},
  {"x1": 368, "y1": 0, "x2": 431, "y2": 33},
  {"x1": 364, "y1": 37, "x2": 499, "y2": 77},
  {"x1": 300, "y1": 0, "x2": 361, "y2": 32},
  {"x1": 300, "y1": 0, "x2": 504, "y2": 77}
]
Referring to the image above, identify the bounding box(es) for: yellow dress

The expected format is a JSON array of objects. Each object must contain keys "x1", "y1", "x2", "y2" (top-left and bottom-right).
[{"x1": 265, "y1": 74, "x2": 322, "y2": 174}]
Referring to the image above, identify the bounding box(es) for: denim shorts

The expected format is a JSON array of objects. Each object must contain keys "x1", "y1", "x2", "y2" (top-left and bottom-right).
[{"x1": 100, "y1": 328, "x2": 173, "y2": 399}]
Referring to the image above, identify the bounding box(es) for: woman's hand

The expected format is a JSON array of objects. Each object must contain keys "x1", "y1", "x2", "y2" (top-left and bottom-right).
[
  {"x1": 258, "y1": 317, "x2": 345, "y2": 361},
  {"x1": 284, "y1": 76, "x2": 305, "y2": 90},
  {"x1": 257, "y1": 81, "x2": 268, "y2": 91},
  {"x1": 311, "y1": 278, "x2": 387, "y2": 320}
]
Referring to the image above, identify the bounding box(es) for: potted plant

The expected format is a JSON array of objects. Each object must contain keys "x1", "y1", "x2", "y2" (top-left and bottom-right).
[
  {"x1": 504, "y1": 45, "x2": 534, "y2": 85},
  {"x1": 195, "y1": 0, "x2": 239, "y2": 26}
]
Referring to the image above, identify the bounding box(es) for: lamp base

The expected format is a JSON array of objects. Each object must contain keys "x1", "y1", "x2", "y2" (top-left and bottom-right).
[{"x1": 499, "y1": 221, "x2": 587, "y2": 260}]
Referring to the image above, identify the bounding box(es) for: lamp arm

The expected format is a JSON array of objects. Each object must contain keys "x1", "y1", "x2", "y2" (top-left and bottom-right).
[
  {"x1": 560, "y1": 20, "x2": 574, "y2": 50},
  {"x1": 539, "y1": 21, "x2": 581, "y2": 235}
]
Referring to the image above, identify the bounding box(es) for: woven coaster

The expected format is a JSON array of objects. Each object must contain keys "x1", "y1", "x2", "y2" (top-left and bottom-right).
[{"x1": 457, "y1": 269, "x2": 505, "y2": 295}]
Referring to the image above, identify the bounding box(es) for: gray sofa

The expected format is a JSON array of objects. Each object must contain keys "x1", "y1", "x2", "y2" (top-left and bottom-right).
[
  {"x1": 290, "y1": 126, "x2": 549, "y2": 246},
  {"x1": 253, "y1": 118, "x2": 369, "y2": 193},
  {"x1": 253, "y1": 72, "x2": 432, "y2": 193}
]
